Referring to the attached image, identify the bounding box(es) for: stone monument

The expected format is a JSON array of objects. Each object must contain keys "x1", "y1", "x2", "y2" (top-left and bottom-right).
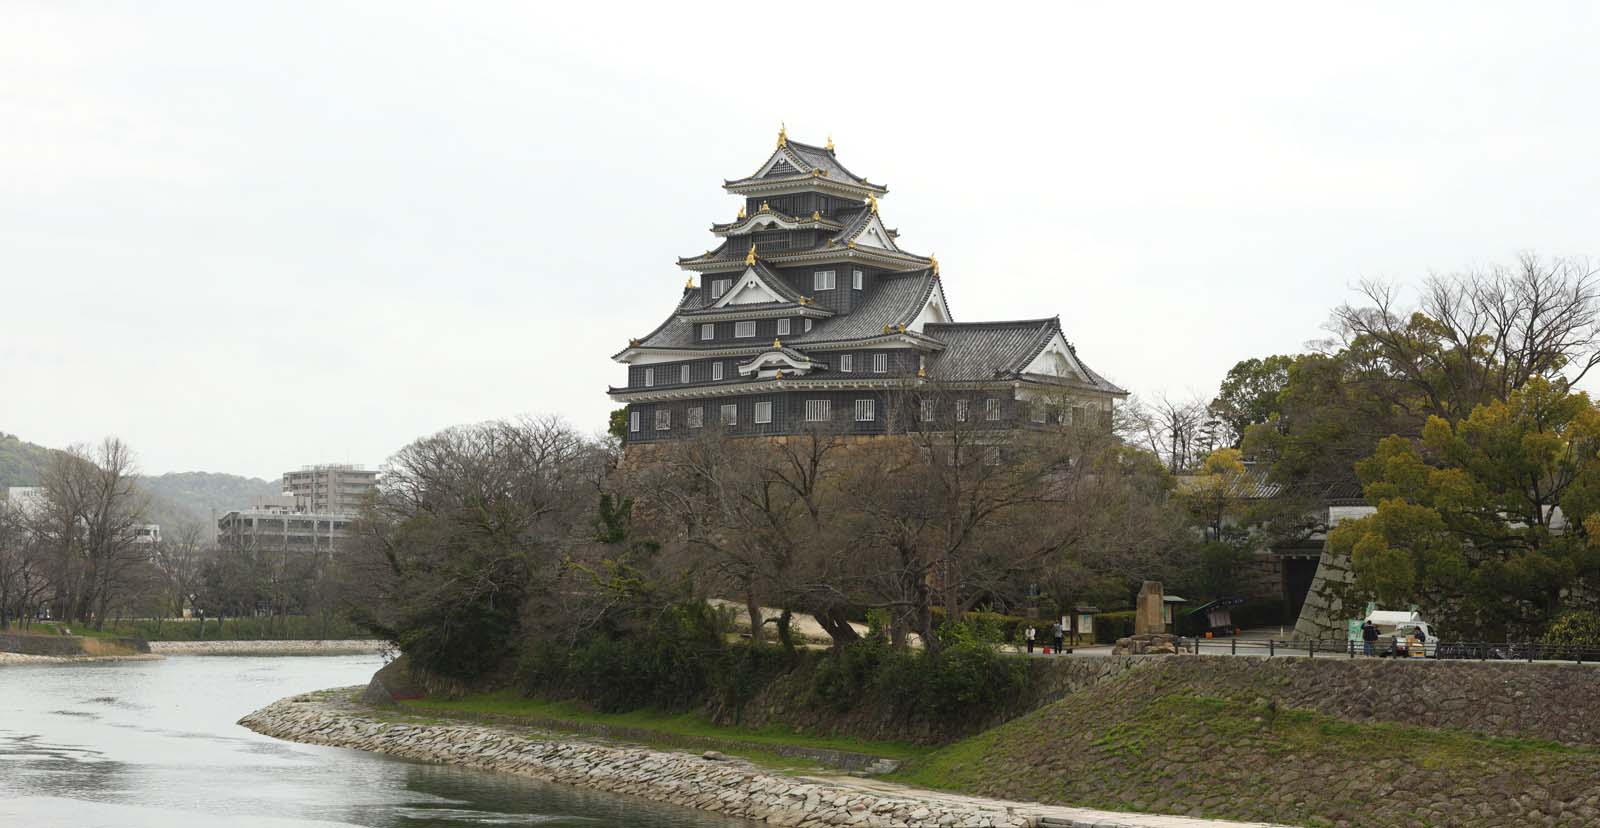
[{"x1": 1135, "y1": 580, "x2": 1165, "y2": 635}]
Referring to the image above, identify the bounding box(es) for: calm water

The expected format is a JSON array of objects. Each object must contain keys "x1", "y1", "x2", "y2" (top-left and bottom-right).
[{"x1": 0, "y1": 655, "x2": 755, "y2": 828}]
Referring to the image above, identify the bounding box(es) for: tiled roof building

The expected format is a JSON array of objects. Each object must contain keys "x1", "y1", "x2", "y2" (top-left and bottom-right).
[{"x1": 610, "y1": 129, "x2": 1127, "y2": 443}]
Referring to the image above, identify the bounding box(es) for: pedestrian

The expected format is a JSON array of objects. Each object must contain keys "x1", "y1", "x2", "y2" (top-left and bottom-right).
[
  {"x1": 1361, "y1": 619, "x2": 1379, "y2": 657},
  {"x1": 1024, "y1": 624, "x2": 1036, "y2": 655},
  {"x1": 1052, "y1": 621, "x2": 1065, "y2": 655}
]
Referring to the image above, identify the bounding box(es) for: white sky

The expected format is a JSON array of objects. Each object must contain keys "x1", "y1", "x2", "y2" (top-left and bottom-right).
[{"x1": 3, "y1": 3, "x2": 1598, "y2": 479}]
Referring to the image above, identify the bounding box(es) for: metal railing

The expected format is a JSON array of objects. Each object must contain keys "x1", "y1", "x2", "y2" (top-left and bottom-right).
[{"x1": 1177, "y1": 636, "x2": 1600, "y2": 664}]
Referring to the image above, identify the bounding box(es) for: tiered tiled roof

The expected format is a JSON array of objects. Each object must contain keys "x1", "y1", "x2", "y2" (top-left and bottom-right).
[{"x1": 613, "y1": 131, "x2": 1127, "y2": 407}]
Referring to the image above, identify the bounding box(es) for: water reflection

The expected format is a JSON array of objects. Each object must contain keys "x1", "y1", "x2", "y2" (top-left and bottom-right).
[{"x1": 0, "y1": 655, "x2": 754, "y2": 827}]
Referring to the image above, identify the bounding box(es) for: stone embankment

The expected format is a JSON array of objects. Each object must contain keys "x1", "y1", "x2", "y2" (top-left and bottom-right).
[
  {"x1": 150, "y1": 639, "x2": 387, "y2": 656},
  {"x1": 240, "y1": 689, "x2": 1288, "y2": 828}
]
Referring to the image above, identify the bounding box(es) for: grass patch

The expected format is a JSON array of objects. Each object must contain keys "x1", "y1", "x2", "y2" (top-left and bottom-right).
[
  {"x1": 401, "y1": 691, "x2": 932, "y2": 763},
  {"x1": 892, "y1": 689, "x2": 1600, "y2": 816}
]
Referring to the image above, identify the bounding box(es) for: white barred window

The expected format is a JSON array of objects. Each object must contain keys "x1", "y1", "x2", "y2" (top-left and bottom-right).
[
  {"x1": 920, "y1": 399, "x2": 935, "y2": 422},
  {"x1": 735, "y1": 320, "x2": 756, "y2": 338},
  {"x1": 687, "y1": 407, "x2": 704, "y2": 429},
  {"x1": 755, "y1": 401, "x2": 773, "y2": 424},
  {"x1": 839, "y1": 354, "x2": 853, "y2": 373},
  {"x1": 712, "y1": 362, "x2": 724, "y2": 381},
  {"x1": 814, "y1": 270, "x2": 836, "y2": 290},
  {"x1": 854, "y1": 399, "x2": 875, "y2": 422},
  {"x1": 721, "y1": 404, "x2": 737, "y2": 426},
  {"x1": 701, "y1": 323, "x2": 715, "y2": 341},
  {"x1": 955, "y1": 400, "x2": 969, "y2": 422},
  {"x1": 804, "y1": 319, "x2": 813, "y2": 332},
  {"x1": 655, "y1": 410, "x2": 671, "y2": 431},
  {"x1": 873, "y1": 353, "x2": 888, "y2": 373},
  {"x1": 643, "y1": 367, "x2": 654, "y2": 387},
  {"x1": 1031, "y1": 403, "x2": 1046, "y2": 424},
  {"x1": 629, "y1": 411, "x2": 640, "y2": 433},
  {"x1": 853, "y1": 270, "x2": 863, "y2": 290},
  {"x1": 680, "y1": 364, "x2": 690, "y2": 383},
  {"x1": 805, "y1": 400, "x2": 830, "y2": 421},
  {"x1": 777, "y1": 318, "x2": 791, "y2": 336},
  {"x1": 711, "y1": 279, "x2": 731, "y2": 299},
  {"x1": 985, "y1": 398, "x2": 1001, "y2": 421}
]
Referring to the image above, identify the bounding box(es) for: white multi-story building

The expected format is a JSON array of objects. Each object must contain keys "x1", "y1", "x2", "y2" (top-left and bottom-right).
[
  {"x1": 281, "y1": 464, "x2": 377, "y2": 515},
  {"x1": 216, "y1": 496, "x2": 353, "y2": 552}
]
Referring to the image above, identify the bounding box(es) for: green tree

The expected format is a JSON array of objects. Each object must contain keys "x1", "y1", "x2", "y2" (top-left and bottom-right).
[
  {"x1": 608, "y1": 407, "x2": 628, "y2": 442},
  {"x1": 1335, "y1": 378, "x2": 1600, "y2": 637},
  {"x1": 1208, "y1": 355, "x2": 1296, "y2": 448}
]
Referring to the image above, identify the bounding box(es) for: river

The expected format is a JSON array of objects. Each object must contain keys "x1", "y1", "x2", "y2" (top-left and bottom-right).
[{"x1": 0, "y1": 654, "x2": 756, "y2": 828}]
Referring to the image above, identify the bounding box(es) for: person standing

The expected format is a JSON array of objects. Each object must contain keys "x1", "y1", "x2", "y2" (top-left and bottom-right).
[
  {"x1": 1025, "y1": 624, "x2": 1037, "y2": 654},
  {"x1": 1361, "y1": 619, "x2": 1379, "y2": 657},
  {"x1": 1052, "y1": 620, "x2": 1065, "y2": 655}
]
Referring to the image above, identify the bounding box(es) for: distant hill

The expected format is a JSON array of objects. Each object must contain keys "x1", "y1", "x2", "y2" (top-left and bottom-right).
[
  {"x1": 136, "y1": 471, "x2": 284, "y2": 532},
  {"x1": 1, "y1": 431, "x2": 280, "y2": 533},
  {"x1": 0, "y1": 432, "x2": 59, "y2": 488}
]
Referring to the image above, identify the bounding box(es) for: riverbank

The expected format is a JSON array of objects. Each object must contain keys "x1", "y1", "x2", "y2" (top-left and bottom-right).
[
  {"x1": 0, "y1": 651, "x2": 163, "y2": 666},
  {"x1": 150, "y1": 639, "x2": 387, "y2": 656},
  {"x1": 240, "y1": 688, "x2": 1290, "y2": 828}
]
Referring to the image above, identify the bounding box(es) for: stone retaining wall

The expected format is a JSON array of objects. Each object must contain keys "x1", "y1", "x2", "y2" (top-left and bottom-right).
[
  {"x1": 241, "y1": 689, "x2": 1032, "y2": 828},
  {"x1": 150, "y1": 639, "x2": 387, "y2": 656}
]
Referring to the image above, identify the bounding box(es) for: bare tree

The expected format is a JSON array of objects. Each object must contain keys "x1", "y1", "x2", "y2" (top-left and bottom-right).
[
  {"x1": 34, "y1": 438, "x2": 150, "y2": 627},
  {"x1": 1328, "y1": 254, "x2": 1600, "y2": 419},
  {"x1": 151, "y1": 523, "x2": 208, "y2": 623},
  {"x1": 1123, "y1": 393, "x2": 1214, "y2": 472}
]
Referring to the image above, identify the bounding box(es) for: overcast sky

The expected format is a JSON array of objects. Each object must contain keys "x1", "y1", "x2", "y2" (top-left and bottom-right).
[{"x1": 3, "y1": 3, "x2": 1598, "y2": 480}]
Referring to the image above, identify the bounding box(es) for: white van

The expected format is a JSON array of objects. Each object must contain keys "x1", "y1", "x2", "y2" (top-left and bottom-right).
[{"x1": 1365, "y1": 610, "x2": 1438, "y2": 658}]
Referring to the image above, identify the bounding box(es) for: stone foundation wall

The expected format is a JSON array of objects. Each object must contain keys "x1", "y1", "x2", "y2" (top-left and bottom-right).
[{"x1": 241, "y1": 690, "x2": 1033, "y2": 828}]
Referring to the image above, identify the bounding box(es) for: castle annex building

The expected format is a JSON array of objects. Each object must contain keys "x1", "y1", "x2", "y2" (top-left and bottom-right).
[{"x1": 610, "y1": 129, "x2": 1126, "y2": 443}]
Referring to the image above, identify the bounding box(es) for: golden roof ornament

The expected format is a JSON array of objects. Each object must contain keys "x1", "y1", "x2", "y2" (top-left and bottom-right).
[
  {"x1": 629, "y1": 338, "x2": 640, "y2": 346},
  {"x1": 811, "y1": 168, "x2": 821, "y2": 177},
  {"x1": 811, "y1": 210, "x2": 821, "y2": 221},
  {"x1": 847, "y1": 240, "x2": 856, "y2": 249},
  {"x1": 759, "y1": 201, "x2": 770, "y2": 212},
  {"x1": 774, "y1": 369, "x2": 783, "y2": 378},
  {"x1": 773, "y1": 338, "x2": 782, "y2": 348},
  {"x1": 685, "y1": 277, "x2": 694, "y2": 289},
  {"x1": 883, "y1": 325, "x2": 892, "y2": 334},
  {"x1": 777, "y1": 122, "x2": 787, "y2": 148},
  {"x1": 826, "y1": 134, "x2": 835, "y2": 152},
  {"x1": 917, "y1": 365, "x2": 926, "y2": 378},
  {"x1": 737, "y1": 204, "x2": 746, "y2": 219},
  {"x1": 929, "y1": 253, "x2": 940, "y2": 275},
  {"x1": 745, "y1": 244, "x2": 757, "y2": 266},
  {"x1": 868, "y1": 194, "x2": 879, "y2": 214},
  {"x1": 897, "y1": 323, "x2": 907, "y2": 333}
]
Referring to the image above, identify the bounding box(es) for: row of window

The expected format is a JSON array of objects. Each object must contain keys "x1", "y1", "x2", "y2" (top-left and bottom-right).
[
  {"x1": 642, "y1": 361, "x2": 734, "y2": 387},
  {"x1": 640, "y1": 350, "x2": 898, "y2": 388},
  {"x1": 628, "y1": 399, "x2": 879, "y2": 433},
  {"x1": 837, "y1": 353, "x2": 889, "y2": 373},
  {"x1": 706, "y1": 270, "x2": 865, "y2": 301},
  {"x1": 699, "y1": 318, "x2": 813, "y2": 341},
  {"x1": 922, "y1": 398, "x2": 1002, "y2": 423}
]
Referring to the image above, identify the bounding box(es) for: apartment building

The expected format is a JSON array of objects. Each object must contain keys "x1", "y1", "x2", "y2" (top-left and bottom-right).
[{"x1": 281, "y1": 464, "x2": 377, "y2": 515}]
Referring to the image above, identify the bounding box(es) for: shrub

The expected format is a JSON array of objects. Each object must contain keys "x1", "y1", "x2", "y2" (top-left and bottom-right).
[
  {"x1": 519, "y1": 599, "x2": 782, "y2": 714},
  {"x1": 811, "y1": 618, "x2": 1027, "y2": 722},
  {"x1": 1542, "y1": 610, "x2": 1600, "y2": 658}
]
